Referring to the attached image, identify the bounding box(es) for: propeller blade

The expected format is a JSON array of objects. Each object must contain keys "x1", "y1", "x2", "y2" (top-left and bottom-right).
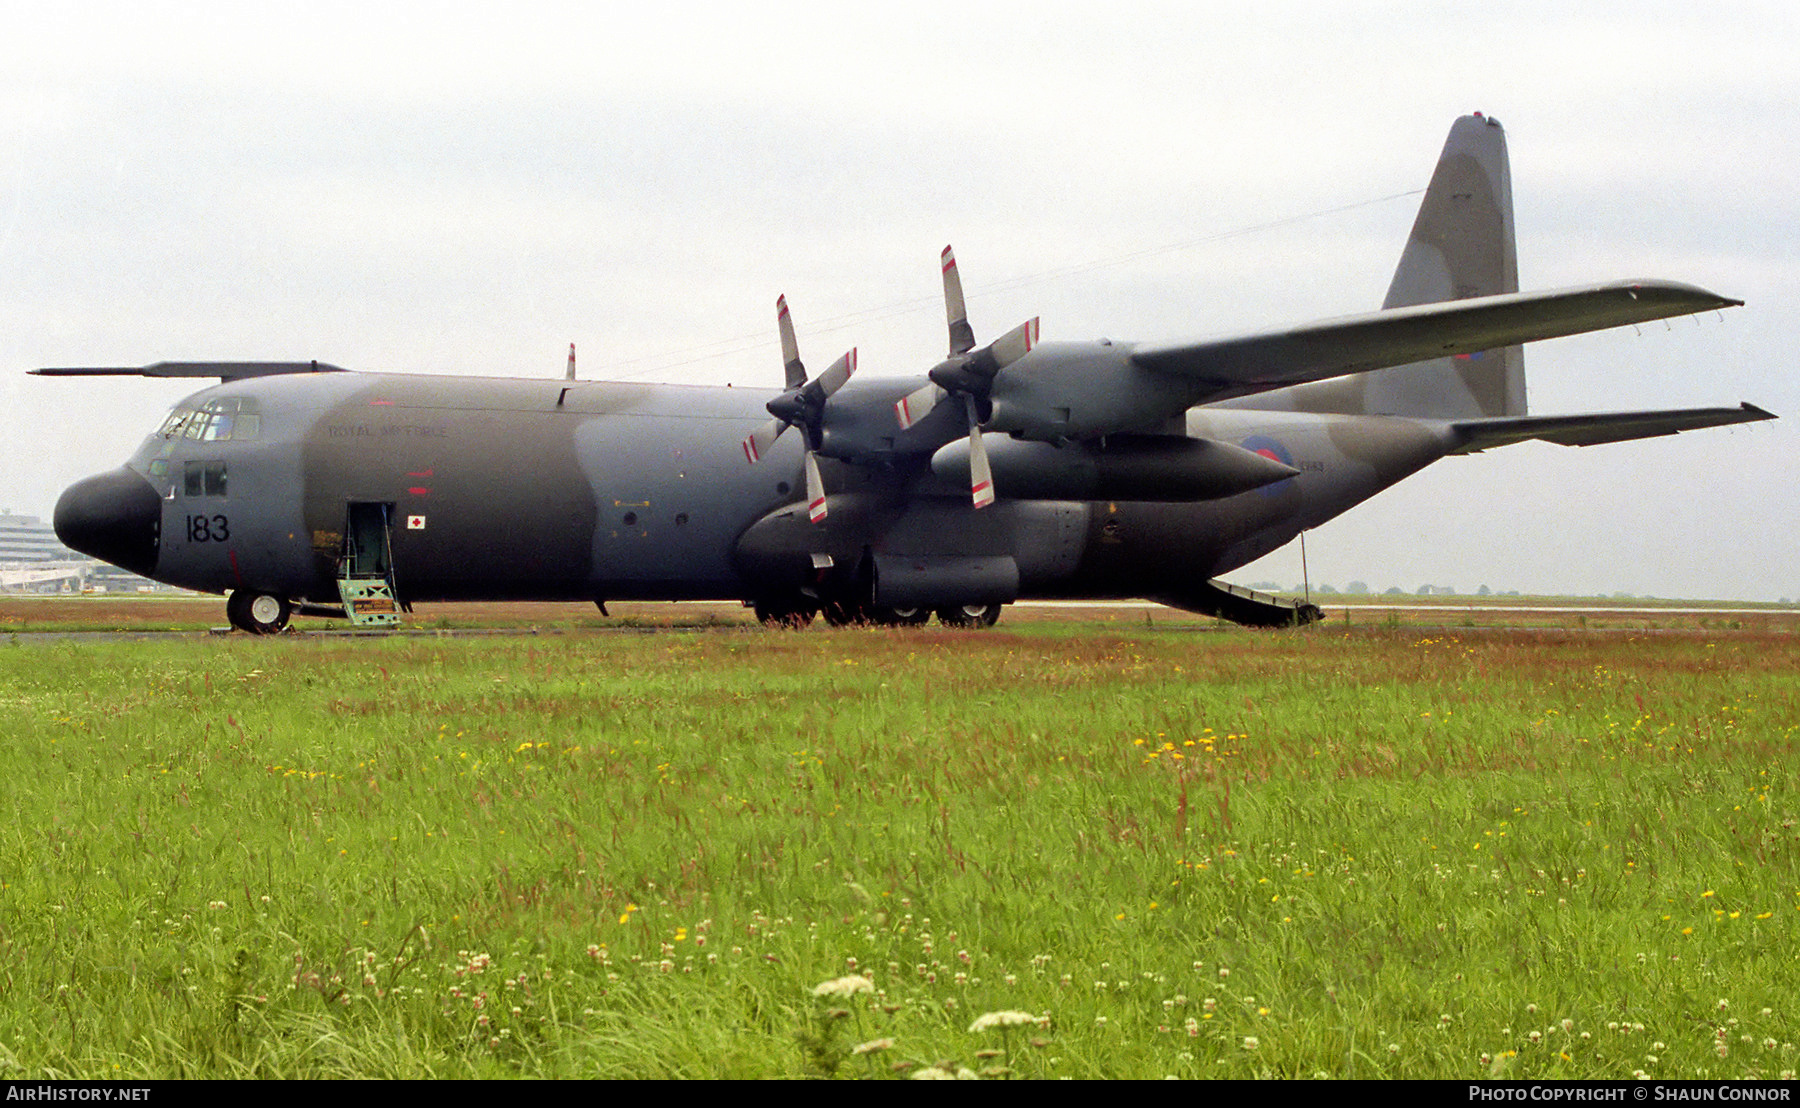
[
  {"x1": 805, "y1": 450, "x2": 828, "y2": 523},
  {"x1": 742, "y1": 419, "x2": 786, "y2": 464},
  {"x1": 942, "y1": 245, "x2": 976, "y2": 356},
  {"x1": 566, "y1": 343, "x2": 577, "y2": 381},
  {"x1": 965, "y1": 395, "x2": 995, "y2": 510},
  {"x1": 777, "y1": 294, "x2": 806, "y2": 390},
  {"x1": 894, "y1": 380, "x2": 941, "y2": 431},
  {"x1": 988, "y1": 316, "x2": 1040, "y2": 370},
  {"x1": 812, "y1": 347, "x2": 857, "y2": 398}
]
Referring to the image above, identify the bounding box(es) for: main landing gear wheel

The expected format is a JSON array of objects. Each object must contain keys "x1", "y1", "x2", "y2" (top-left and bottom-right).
[
  {"x1": 869, "y1": 606, "x2": 931, "y2": 627},
  {"x1": 753, "y1": 599, "x2": 817, "y2": 629},
  {"x1": 935, "y1": 603, "x2": 1002, "y2": 629},
  {"x1": 821, "y1": 600, "x2": 869, "y2": 627},
  {"x1": 226, "y1": 590, "x2": 292, "y2": 635}
]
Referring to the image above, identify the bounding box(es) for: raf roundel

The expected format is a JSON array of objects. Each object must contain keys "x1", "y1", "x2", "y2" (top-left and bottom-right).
[{"x1": 1239, "y1": 436, "x2": 1297, "y2": 497}]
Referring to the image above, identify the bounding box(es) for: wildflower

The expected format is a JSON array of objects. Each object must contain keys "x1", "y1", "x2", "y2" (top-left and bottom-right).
[
  {"x1": 911, "y1": 1067, "x2": 956, "y2": 1080},
  {"x1": 853, "y1": 1038, "x2": 895, "y2": 1056},
  {"x1": 969, "y1": 1010, "x2": 1038, "y2": 1033},
  {"x1": 1243, "y1": 1036, "x2": 1259, "y2": 1051},
  {"x1": 811, "y1": 974, "x2": 874, "y2": 998}
]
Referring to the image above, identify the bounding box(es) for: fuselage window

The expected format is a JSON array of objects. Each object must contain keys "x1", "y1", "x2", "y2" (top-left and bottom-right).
[{"x1": 183, "y1": 460, "x2": 227, "y2": 497}]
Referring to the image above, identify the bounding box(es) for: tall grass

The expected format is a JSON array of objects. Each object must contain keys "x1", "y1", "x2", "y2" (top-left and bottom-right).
[{"x1": 0, "y1": 625, "x2": 1794, "y2": 1078}]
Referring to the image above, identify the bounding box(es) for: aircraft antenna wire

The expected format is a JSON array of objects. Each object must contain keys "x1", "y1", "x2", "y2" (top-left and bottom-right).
[{"x1": 603, "y1": 188, "x2": 1425, "y2": 382}]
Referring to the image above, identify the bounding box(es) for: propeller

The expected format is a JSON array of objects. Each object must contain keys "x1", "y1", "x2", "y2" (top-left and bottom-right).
[
  {"x1": 741, "y1": 295, "x2": 856, "y2": 523},
  {"x1": 893, "y1": 246, "x2": 1038, "y2": 509}
]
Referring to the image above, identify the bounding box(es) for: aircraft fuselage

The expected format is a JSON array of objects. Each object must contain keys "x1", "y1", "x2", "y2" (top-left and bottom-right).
[{"x1": 65, "y1": 369, "x2": 1454, "y2": 616}]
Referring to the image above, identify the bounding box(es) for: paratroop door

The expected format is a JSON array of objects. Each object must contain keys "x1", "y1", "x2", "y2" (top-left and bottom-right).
[{"x1": 337, "y1": 501, "x2": 401, "y2": 627}]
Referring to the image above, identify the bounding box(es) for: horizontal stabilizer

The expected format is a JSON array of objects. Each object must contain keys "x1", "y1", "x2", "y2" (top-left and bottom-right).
[
  {"x1": 1449, "y1": 403, "x2": 1776, "y2": 454},
  {"x1": 1133, "y1": 280, "x2": 1741, "y2": 400},
  {"x1": 32, "y1": 361, "x2": 348, "y2": 381}
]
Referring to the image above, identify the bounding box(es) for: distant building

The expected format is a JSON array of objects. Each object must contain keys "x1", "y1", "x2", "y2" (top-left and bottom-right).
[
  {"x1": 0, "y1": 512, "x2": 68, "y2": 562},
  {"x1": 0, "y1": 510, "x2": 168, "y2": 594}
]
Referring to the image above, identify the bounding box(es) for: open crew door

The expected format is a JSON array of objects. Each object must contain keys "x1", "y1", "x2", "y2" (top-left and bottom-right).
[{"x1": 336, "y1": 501, "x2": 402, "y2": 628}]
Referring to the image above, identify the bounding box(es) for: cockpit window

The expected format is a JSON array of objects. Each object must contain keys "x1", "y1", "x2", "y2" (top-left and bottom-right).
[{"x1": 161, "y1": 397, "x2": 261, "y2": 442}]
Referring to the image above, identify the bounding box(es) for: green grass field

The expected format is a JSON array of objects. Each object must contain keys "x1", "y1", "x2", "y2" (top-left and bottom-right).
[{"x1": 1, "y1": 623, "x2": 1795, "y2": 1078}]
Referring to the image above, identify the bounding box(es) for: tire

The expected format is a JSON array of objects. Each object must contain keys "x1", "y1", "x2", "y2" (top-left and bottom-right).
[
  {"x1": 935, "y1": 603, "x2": 1002, "y2": 628},
  {"x1": 821, "y1": 601, "x2": 870, "y2": 627},
  {"x1": 753, "y1": 600, "x2": 816, "y2": 629},
  {"x1": 226, "y1": 590, "x2": 292, "y2": 635},
  {"x1": 869, "y1": 606, "x2": 931, "y2": 627}
]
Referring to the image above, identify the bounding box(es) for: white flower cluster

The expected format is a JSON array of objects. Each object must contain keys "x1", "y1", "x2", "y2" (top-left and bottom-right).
[
  {"x1": 810, "y1": 974, "x2": 875, "y2": 999},
  {"x1": 968, "y1": 1010, "x2": 1038, "y2": 1033}
]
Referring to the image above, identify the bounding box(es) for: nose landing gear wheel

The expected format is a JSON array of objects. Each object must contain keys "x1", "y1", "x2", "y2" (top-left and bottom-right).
[{"x1": 227, "y1": 590, "x2": 292, "y2": 635}]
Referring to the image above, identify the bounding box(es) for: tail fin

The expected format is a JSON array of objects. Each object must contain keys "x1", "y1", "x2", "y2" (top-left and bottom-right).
[{"x1": 1252, "y1": 113, "x2": 1526, "y2": 418}]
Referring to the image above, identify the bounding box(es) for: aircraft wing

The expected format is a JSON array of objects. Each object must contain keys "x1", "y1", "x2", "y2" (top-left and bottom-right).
[
  {"x1": 1130, "y1": 280, "x2": 1740, "y2": 399},
  {"x1": 1447, "y1": 403, "x2": 1776, "y2": 454},
  {"x1": 31, "y1": 361, "x2": 347, "y2": 381}
]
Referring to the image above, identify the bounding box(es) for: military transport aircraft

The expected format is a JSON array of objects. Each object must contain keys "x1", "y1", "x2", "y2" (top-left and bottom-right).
[{"x1": 37, "y1": 114, "x2": 1773, "y2": 634}]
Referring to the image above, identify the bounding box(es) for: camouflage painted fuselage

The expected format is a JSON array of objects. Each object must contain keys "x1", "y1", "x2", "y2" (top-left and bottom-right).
[{"x1": 111, "y1": 368, "x2": 1453, "y2": 611}]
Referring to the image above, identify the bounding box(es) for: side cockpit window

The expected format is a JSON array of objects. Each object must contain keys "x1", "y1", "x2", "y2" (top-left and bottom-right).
[
  {"x1": 161, "y1": 397, "x2": 261, "y2": 442},
  {"x1": 183, "y1": 460, "x2": 227, "y2": 497}
]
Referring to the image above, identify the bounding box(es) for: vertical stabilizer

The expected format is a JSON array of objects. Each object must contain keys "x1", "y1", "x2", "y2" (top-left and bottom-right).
[{"x1": 1239, "y1": 113, "x2": 1526, "y2": 418}]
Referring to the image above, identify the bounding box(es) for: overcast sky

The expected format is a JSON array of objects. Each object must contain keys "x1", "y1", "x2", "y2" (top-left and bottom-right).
[{"x1": 3, "y1": 1, "x2": 1795, "y2": 600}]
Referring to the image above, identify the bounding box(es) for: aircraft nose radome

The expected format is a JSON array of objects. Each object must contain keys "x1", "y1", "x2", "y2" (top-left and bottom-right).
[{"x1": 54, "y1": 467, "x2": 161, "y2": 577}]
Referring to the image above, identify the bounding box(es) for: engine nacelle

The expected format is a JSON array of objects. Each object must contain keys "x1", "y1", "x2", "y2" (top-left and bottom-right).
[
  {"x1": 984, "y1": 341, "x2": 1207, "y2": 441},
  {"x1": 932, "y1": 433, "x2": 1299, "y2": 502}
]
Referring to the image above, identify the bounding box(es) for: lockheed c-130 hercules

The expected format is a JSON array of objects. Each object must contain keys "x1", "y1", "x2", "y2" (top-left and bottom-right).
[{"x1": 39, "y1": 114, "x2": 1773, "y2": 634}]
